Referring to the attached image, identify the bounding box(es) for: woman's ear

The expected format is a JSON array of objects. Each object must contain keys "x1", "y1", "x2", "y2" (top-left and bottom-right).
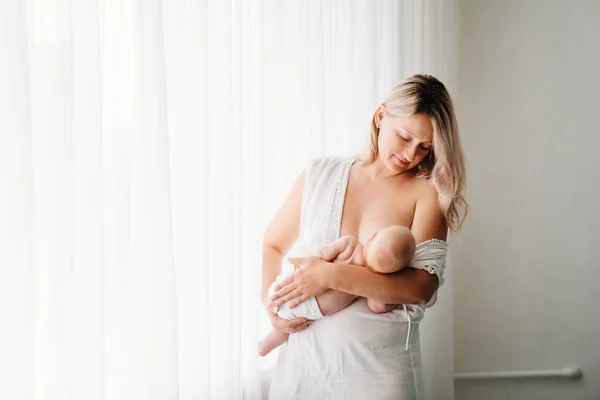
[{"x1": 376, "y1": 104, "x2": 386, "y2": 124}]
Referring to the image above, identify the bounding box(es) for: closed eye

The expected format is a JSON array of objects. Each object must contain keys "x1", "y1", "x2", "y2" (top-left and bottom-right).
[{"x1": 398, "y1": 130, "x2": 431, "y2": 150}]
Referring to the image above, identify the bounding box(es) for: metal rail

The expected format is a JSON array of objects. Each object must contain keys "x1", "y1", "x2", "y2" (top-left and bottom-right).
[{"x1": 454, "y1": 365, "x2": 582, "y2": 380}]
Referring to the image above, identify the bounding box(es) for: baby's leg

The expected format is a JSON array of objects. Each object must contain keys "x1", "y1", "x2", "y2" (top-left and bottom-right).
[
  {"x1": 258, "y1": 329, "x2": 290, "y2": 357},
  {"x1": 366, "y1": 299, "x2": 397, "y2": 314},
  {"x1": 315, "y1": 289, "x2": 359, "y2": 316}
]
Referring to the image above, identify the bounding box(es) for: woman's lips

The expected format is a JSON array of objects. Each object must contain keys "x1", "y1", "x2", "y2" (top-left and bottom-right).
[{"x1": 394, "y1": 155, "x2": 409, "y2": 167}]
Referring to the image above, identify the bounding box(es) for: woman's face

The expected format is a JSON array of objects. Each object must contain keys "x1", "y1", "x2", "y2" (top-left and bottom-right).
[{"x1": 376, "y1": 108, "x2": 434, "y2": 174}]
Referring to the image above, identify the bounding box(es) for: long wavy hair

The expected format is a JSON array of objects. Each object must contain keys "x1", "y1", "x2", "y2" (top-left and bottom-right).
[{"x1": 356, "y1": 74, "x2": 469, "y2": 233}]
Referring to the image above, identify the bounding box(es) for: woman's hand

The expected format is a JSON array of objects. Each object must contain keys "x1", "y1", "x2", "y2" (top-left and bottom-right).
[
  {"x1": 270, "y1": 257, "x2": 334, "y2": 309},
  {"x1": 271, "y1": 314, "x2": 312, "y2": 333},
  {"x1": 262, "y1": 293, "x2": 279, "y2": 315},
  {"x1": 262, "y1": 295, "x2": 312, "y2": 333}
]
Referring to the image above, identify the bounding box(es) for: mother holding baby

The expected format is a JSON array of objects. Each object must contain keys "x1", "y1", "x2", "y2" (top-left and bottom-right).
[{"x1": 261, "y1": 74, "x2": 468, "y2": 399}]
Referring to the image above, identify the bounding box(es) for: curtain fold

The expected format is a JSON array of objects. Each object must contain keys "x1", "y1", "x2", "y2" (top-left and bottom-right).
[{"x1": 0, "y1": 1, "x2": 459, "y2": 399}]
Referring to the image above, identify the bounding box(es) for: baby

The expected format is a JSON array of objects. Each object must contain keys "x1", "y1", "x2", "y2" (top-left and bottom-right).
[{"x1": 259, "y1": 225, "x2": 416, "y2": 357}]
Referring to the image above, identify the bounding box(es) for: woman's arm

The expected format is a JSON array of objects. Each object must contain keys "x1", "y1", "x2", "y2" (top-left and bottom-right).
[
  {"x1": 261, "y1": 169, "x2": 314, "y2": 333},
  {"x1": 276, "y1": 259, "x2": 435, "y2": 306},
  {"x1": 274, "y1": 184, "x2": 447, "y2": 307},
  {"x1": 261, "y1": 169, "x2": 305, "y2": 303},
  {"x1": 328, "y1": 263, "x2": 437, "y2": 305}
]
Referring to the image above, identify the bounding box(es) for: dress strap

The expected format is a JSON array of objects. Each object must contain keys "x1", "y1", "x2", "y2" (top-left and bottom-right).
[
  {"x1": 403, "y1": 304, "x2": 412, "y2": 351},
  {"x1": 325, "y1": 157, "x2": 355, "y2": 243}
]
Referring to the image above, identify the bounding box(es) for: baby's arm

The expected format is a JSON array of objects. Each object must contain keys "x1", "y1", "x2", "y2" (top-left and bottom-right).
[{"x1": 314, "y1": 236, "x2": 356, "y2": 262}]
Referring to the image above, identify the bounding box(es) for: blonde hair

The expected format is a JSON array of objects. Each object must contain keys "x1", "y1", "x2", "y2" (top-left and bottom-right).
[{"x1": 356, "y1": 74, "x2": 469, "y2": 233}]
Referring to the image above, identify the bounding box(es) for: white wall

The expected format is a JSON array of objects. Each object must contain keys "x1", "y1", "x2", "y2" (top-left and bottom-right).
[{"x1": 454, "y1": 1, "x2": 600, "y2": 399}]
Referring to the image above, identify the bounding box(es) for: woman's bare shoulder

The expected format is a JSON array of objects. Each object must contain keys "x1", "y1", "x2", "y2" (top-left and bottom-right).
[
  {"x1": 414, "y1": 176, "x2": 438, "y2": 199},
  {"x1": 410, "y1": 176, "x2": 447, "y2": 242},
  {"x1": 395, "y1": 173, "x2": 438, "y2": 203}
]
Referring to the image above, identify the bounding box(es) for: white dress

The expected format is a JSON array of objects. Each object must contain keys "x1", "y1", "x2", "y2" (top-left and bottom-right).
[{"x1": 268, "y1": 156, "x2": 448, "y2": 400}]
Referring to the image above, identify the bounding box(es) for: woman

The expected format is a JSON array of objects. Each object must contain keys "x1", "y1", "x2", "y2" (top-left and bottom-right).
[{"x1": 261, "y1": 74, "x2": 468, "y2": 399}]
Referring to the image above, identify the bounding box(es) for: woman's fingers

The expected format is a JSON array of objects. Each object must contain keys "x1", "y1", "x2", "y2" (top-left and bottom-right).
[
  {"x1": 271, "y1": 315, "x2": 290, "y2": 333},
  {"x1": 263, "y1": 297, "x2": 278, "y2": 313},
  {"x1": 275, "y1": 288, "x2": 302, "y2": 306},
  {"x1": 287, "y1": 257, "x2": 308, "y2": 265},
  {"x1": 272, "y1": 316, "x2": 306, "y2": 333},
  {"x1": 293, "y1": 320, "x2": 313, "y2": 332},
  {"x1": 287, "y1": 317, "x2": 307, "y2": 328},
  {"x1": 271, "y1": 274, "x2": 295, "y2": 293},
  {"x1": 288, "y1": 318, "x2": 310, "y2": 332},
  {"x1": 289, "y1": 294, "x2": 309, "y2": 309},
  {"x1": 274, "y1": 285, "x2": 296, "y2": 303},
  {"x1": 271, "y1": 315, "x2": 313, "y2": 334}
]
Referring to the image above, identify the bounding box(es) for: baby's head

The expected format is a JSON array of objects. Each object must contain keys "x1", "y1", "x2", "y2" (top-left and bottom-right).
[{"x1": 364, "y1": 225, "x2": 416, "y2": 274}]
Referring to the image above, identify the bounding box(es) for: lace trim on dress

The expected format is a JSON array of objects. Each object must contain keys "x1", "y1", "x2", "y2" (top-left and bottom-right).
[
  {"x1": 410, "y1": 239, "x2": 448, "y2": 287},
  {"x1": 326, "y1": 157, "x2": 354, "y2": 243}
]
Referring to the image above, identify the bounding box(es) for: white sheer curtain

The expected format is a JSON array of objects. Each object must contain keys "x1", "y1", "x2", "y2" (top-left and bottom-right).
[{"x1": 0, "y1": 0, "x2": 458, "y2": 399}]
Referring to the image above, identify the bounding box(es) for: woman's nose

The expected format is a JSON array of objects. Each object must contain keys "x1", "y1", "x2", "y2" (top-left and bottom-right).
[{"x1": 404, "y1": 148, "x2": 416, "y2": 162}]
